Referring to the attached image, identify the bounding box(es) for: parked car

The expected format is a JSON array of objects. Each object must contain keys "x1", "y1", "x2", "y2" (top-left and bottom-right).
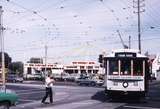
[
  {"x1": 61, "y1": 73, "x2": 72, "y2": 81},
  {"x1": 33, "y1": 74, "x2": 43, "y2": 80},
  {"x1": 75, "y1": 76, "x2": 104, "y2": 86},
  {"x1": 69, "y1": 73, "x2": 80, "y2": 81},
  {"x1": 52, "y1": 73, "x2": 62, "y2": 81},
  {"x1": 26, "y1": 73, "x2": 43, "y2": 80},
  {"x1": 7, "y1": 75, "x2": 23, "y2": 83},
  {"x1": 0, "y1": 90, "x2": 18, "y2": 109},
  {"x1": 92, "y1": 78, "x2": 104, "y2": 86}
]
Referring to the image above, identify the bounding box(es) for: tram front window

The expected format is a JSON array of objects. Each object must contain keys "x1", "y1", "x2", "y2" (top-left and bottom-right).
[
  {"x1": 109, "y1": 60, "x2": 118, "y2": 75},
  {"x1": 120, "y1": 60, "x2": 131, "y2": 75},
  {"x1": 133, "y1": 60, "x2": 143, "y2": 76}
]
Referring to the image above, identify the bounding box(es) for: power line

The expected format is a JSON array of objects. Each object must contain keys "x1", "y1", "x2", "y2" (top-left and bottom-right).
[{"x1": 6, "y1": 0, "x2": 47, "y2": 21}]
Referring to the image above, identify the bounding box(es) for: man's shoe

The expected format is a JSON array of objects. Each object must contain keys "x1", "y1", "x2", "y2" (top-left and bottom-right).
[{"x1": 42, "y1": 102, "x2": 49, "y2": 104}]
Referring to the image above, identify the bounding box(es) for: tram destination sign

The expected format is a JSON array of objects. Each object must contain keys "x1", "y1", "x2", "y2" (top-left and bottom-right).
[{"x1": 115, "y1": 53, "x2": 136, "y2": 58}]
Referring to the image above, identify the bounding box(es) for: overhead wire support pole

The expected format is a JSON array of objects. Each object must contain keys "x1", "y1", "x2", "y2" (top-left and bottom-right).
[
  {"x1": 0, "y1": 6, "x2": 6, "y2": 92},
  {"x1": 44, "y1": 45, "x2": 48, "y2": 76},
  {"x1": 133, "y1": 0, "x2": 145, "y2": 53},
  {"x1": 44, "y1": 27, "x2": 50, "y2": 78},
  {"x1": 138, "y1": 0, "x2": 141, "y2": 53},
  {"x1": 129, "y1": 36, "x2": 131, "y2": 49}
]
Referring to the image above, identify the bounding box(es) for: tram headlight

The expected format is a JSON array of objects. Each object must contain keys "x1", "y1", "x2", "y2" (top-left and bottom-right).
[
  {"x1": 133, "y1": 81, "x2": 138, "y2": 86},
  {"x1": 122, "y1": 82, "x2": 129, "y2": 88}
]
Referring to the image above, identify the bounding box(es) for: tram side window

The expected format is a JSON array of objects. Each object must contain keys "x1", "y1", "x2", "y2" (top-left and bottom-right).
[
  {"x1": 109, "y1": 60, "x2": 118, "y2": 75},
  {"x1": 120, "y1": 60, "x2": 131, "y2": 75},
  {"x1": 133, "y1": 60, "x2": 143, "y2": 76}
]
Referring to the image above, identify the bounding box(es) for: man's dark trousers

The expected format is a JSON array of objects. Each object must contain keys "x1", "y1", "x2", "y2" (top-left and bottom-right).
[{"x1": 42, "y1": 87, "x2": 53, "y2": 103}]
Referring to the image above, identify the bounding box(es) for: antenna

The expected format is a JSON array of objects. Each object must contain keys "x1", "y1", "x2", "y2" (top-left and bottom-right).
[{"x1": 116, "y1": 30, "x2": 128, "y2": 49}]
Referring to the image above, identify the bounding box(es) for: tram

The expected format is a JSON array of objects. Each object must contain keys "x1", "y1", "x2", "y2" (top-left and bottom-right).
[{"x1": 103, "y1": 49, "x2": 150, "y2": 98}]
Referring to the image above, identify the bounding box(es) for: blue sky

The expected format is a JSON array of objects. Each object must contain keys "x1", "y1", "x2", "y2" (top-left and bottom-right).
[{"x1": 0, "y1": 0, "x2": 160, "y2": 64}]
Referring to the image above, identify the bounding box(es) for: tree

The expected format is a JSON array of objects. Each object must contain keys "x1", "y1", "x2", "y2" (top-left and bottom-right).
[
  {"x1": 8, "y1": 62, "x2": 23, "y2": 76},
  {"x1": 0, "y1": 52, "x2": 12, "y2": 68}
]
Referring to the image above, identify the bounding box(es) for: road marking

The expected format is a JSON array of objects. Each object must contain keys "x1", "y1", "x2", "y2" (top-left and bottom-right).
[
  {"x1": 17, "y1": 90, "x2": 45, "y2": 95},
  {"x1": 35, "y1": 100, "x2": 101, "y2": 109},
  {"x1": 7, "y1": 83, "x2": 103, "y2": 90},
  {"x1": 19, "y1": 98, "x2": 37, "y2": 102},
  {"x1": 16, "y1": 89, "x2": 44, "y2": 93},
  {"x1": 55, "y1": 92, "x2": 67, "y2": 95},
  {"x1": 70, "y1": 100, "x2": 100, "y2": 105},
  {"x1": 124, "y1": 105, "x2": 160, "y2": 109}
]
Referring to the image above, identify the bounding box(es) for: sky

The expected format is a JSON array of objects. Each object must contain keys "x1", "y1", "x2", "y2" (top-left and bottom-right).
[{"x1": 0, "y1": 0, "x2": 160, "y2": 64}]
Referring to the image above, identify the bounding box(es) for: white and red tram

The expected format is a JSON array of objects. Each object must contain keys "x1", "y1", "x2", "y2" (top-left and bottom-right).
[{"x1": 103, "y1": 49, "x2": 150, "y2": 98}]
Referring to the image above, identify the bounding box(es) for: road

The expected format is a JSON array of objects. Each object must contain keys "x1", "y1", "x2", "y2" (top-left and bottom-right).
[{"x1": 5, "y1": 80, "x2": 160, "y2": 109}]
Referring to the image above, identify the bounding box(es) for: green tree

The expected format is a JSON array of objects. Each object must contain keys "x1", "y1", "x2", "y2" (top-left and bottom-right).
[
  {"x1": 0, "y1": 52, "x2": 12, "y2": 68},
  {"x1": 8, "y1": 62, "x2": 23, "y2": 76}
]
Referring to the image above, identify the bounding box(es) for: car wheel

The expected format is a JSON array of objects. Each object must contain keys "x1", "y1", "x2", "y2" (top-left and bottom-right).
[
  {"x1": 90, "y1": 82, "x2": 96, "y2": 86},
  {"x1": 1, "y1": 101, "x2": 10, "y2": 109},
  {"x1": 78, "y1": 82, "x2": 82, "y2": 86},
  {"x1": 13, "y1": 80, "x2": 16, "y2": 83}
]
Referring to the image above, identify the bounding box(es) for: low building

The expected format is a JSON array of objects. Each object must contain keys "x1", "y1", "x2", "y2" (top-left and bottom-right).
[
  {"x1": 152, "y1": 54, "x2": 160, "y2": 80},
  {"x1": 23, "y1": 63, "x2": 63, "y2": 80},
  {"x1": 64, "y1": 61, "x2": 104, "y2": 76}
]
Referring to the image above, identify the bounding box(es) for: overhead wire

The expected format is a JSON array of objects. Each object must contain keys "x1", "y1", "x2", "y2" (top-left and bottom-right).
[
  {"x1": 3, "y1": 0, "x2": 160, "y2": 62},
  {"x1": 5, "y1": 36, "x2": 160, "y2": 53}
]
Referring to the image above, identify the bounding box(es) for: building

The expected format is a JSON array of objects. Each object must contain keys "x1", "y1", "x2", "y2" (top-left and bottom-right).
[
  {"x1": 152, "y1": 54, "x2": 160, "y2": 80},
  {"x1": 23, "y1": 63, "x2": 63, "y2": 80},
  {"x1": 64, "y1": 61, "x2": 104, "y2": 76},
  {"x1": 23, "y1": 60, "x2": 104, "y2": 80}
]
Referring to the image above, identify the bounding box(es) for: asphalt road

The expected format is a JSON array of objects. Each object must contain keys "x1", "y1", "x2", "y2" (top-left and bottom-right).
[{"x1": 6, "y1": 80, "x2": 160, "y2": 109}]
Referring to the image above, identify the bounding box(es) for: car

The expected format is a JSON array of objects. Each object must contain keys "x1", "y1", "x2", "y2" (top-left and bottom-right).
[
  {"x1": 92, "y1": 78, "x2": 104, "y2": 86},
  {"x1": 7, "y1": 75, "x2": 23, "y2": 83},
  {"x1": 33, "y1": 74, "x2": 43, "y2": 80},
  {"x1": 0, "y1": 89, "x2": 18, "y2": 109},
  {"x1": 61, "y1": 73, "x2": 71, "y2": 81},
  {"x1": 69, "y1": 73, "x2": 80, "y2": 81},
  {"x1": 75, "y1": 76, "x2": 96, "y2": 86},
  {"x1": 75, "y1": 76, "x2": 104, "y2": 86},
  {"x1": 52, "y1": 73, "x2": 62, "y2": 81}
]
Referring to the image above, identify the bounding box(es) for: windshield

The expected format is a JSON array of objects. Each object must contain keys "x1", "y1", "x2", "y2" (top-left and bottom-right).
[
  {"x1": 108, "y1": 59, "x2": 144, "y2": 76},
  {"x1": 133, "y1": 60, "x2": 143, "y2": 76},
  {"x1": 109, "y1": 60, "x2": 118, "y2": 75},
  {"x1": 120, "y1": 59, "x2": 131, "y2": 75}
]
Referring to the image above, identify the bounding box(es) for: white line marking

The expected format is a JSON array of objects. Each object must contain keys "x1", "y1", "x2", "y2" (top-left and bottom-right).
[
  {"x1": 16, "y1": 89, "x2": 44, "y2": 93},
  {"x1": 17, "y1": 90, "x2": 44, "y2": 95},
  {"x1": 124, "y1": 105, "x2": 160, "y2": 109},
  {"x1": 19, "y1": 99, "x2": 37, "y2": 102}
]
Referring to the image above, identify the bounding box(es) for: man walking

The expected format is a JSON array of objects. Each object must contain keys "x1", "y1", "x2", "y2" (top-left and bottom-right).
[{"x1": 42, "y1": 74, "x2": 55, "y2": 104}]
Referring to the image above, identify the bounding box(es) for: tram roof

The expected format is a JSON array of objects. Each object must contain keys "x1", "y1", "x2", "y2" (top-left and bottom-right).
[{"x1": 104, "y1": 49, "x2": 147, "y2": 58}]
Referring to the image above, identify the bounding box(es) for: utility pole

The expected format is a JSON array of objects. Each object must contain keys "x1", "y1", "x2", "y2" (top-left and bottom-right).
[
  {"x1": 129, "y1": 36, "x2": 131, "y2": 49},
  {"x1": 0, "y1": 6, "x2": 6, "y2": 92},
  {"x1": 44, "y1": 45, "x2": 48, "y2": 77},
  {"x1": 133, "y1": 0, "x2": 145, "y2": 53}
]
